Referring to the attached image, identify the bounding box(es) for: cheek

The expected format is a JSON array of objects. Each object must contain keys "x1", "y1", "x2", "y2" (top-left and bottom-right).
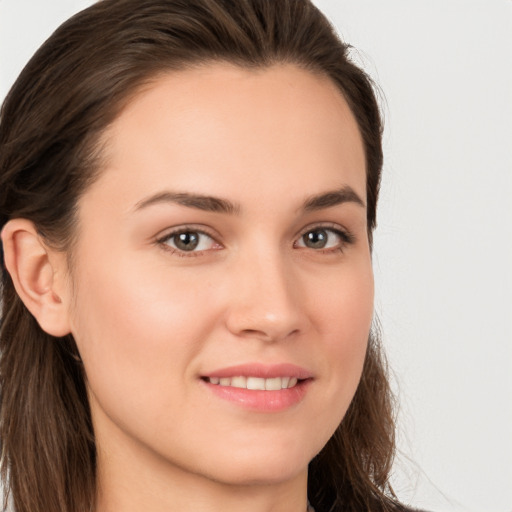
[
  {"x1": 72, "y1": 249, "x2": 214, "y2": 347},
  {"x1": 68, "y1": 253, "x2": 218, "y2": 424},
  {"x1": 306, "y1": 259, "x2": 373, "y2": 431},
  {"x1": 311, "y1": 256, "x2": 374, "y2": 350}
]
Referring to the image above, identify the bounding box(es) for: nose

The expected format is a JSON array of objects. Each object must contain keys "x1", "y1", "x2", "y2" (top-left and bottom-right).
[{"x1": 224, "y1": 250, "x2": 305, "y2": 343}]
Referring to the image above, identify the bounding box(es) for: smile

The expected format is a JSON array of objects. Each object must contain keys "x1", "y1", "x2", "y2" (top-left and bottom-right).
[
  {"x1": 201, "y1": 364, "x2": 312, "y2": 411},
  {"x1": 205, "y1": 376, "x2": 299, "y2": 390}
]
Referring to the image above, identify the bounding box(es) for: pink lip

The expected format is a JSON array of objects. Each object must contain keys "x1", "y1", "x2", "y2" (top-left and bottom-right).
[
  {"x1": 200, "y1": 363, "x2": 313, "y2": 412},
  {"x1": 202, "y1": 363, "x2": 313, "y2": 380}
]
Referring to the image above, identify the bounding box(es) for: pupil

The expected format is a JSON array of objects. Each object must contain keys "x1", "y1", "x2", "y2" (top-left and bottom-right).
[
  {"x1": 304, "y1": 229, "x2": 327, "y2": 249},
  {"x1": 174, "y1": 232, "x2": 199, "y2": 251}
]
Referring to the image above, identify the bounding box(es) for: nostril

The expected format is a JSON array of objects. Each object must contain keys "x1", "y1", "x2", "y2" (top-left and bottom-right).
[
  {"x1": 242, "y1": 329, "x2": 259, "y2": 335},
  {"x1": 238, "y1": 327, "x2": 300, "y2": 343}
]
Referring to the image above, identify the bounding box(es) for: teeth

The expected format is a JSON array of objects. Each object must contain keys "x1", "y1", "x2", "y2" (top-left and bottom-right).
[
  {"x1": 230, "y1": 376, "x2": 247, "y2": 388},
  {"x1": 265, "y1": 377, "x2": 281, "y2": 391},
  {"x1": 207, "y1": 376, "x2": 300, "y2": 390},
  {"x1": 246, "y1": 377, "x2": 265, "y2": 390}
]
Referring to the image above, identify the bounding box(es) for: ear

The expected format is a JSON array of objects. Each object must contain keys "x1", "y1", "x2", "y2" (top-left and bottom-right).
[{"x1": 1, "y1": 219, "x2": 72, "y2": 337}]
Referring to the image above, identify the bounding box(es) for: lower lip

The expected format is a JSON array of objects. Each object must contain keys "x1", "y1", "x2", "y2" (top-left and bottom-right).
[{"x1": 202, "y1": 379, "x2": 311, "y2": 412}]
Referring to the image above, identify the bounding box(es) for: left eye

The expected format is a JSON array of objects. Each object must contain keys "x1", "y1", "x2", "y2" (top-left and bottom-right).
[
  {"x1": 295, "y1": 228, "x2": 346, "y2": 250},
  {"x1": 160, "y1": 230, "x2": 217, "y2": 253}
]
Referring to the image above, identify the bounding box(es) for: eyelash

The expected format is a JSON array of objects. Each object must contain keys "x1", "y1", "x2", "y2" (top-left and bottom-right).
[
  {"x1": 156, "y1": 224, "x2": 355, "y2": 257},
  {"x1": 156, "y1": 225, "x2": 220, "y2": 257},
  {"x1": 294, "y1": 224, "x2": 355, "y2": 254}
]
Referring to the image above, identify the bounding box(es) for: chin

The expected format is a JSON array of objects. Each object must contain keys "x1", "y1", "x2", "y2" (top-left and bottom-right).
[
  {"x1": 204, "y1": 460, "x2": 306, "y2": 487},
  {"x1": 194, "y1": 438, "x2": 317, "y2": 486}
]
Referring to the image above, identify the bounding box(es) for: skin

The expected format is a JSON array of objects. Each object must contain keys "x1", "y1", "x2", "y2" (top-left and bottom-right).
[{"x1": 3, "y1": 63, "x2": 373, "y2": 512}]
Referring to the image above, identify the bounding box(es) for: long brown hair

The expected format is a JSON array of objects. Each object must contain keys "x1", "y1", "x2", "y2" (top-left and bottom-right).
[{"x1": 0, "y1": 1, "x2": 396, "y2": 511}]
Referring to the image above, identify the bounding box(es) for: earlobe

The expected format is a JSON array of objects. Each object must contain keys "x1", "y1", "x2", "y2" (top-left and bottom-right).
[{"x1": 1, "y1": 219, "x2": 72, "y2": 337}]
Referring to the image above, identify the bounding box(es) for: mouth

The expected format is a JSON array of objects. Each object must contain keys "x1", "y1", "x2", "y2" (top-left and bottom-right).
[
  {"x1": 202, "y1": 375, "x2": 302, "y2": 390},
  {"x1": 200, "y1": 363, "x2": 313, "y2": 411}
]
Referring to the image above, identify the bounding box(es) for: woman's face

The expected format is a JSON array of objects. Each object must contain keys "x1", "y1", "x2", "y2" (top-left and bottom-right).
[{"x1": 67, "y1": 63, "x2": 373, "y2": 487}]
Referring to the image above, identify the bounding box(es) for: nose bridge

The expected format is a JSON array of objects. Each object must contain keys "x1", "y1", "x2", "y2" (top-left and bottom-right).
[{"x1": 226, "y1": 244, "x2": 303, "y2": 341}]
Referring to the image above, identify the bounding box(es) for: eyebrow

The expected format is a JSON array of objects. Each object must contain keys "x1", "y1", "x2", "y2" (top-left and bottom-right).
[
  {"x1": 302, "y1": 186, "x2": 365, "y2": 211},
  {"x1": 134, "y1": 191, "x2": 240, "y2": 214},
  {"x1": 133, "y1": 185, "x2": 364, "y2": 215}
]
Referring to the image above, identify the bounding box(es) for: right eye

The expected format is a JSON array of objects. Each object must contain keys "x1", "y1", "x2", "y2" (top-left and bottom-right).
[{"x1": 158, "y1": 229, "x2": 220, "y2": 255}]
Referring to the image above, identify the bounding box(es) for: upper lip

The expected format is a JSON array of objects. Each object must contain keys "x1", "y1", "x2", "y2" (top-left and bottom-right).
[{"x1": 202, "y1": 363, "x2": 313, "y2": 380}]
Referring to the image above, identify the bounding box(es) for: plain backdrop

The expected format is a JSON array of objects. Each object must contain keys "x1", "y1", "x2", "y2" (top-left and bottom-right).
[{"x1": 1, "y1": 1, "x2": 511, "y2": 511}]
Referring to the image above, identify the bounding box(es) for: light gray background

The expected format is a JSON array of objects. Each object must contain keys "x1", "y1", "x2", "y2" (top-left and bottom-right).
[{"x1": 1, "y1": 1, "x2": 511, "y2": 511}]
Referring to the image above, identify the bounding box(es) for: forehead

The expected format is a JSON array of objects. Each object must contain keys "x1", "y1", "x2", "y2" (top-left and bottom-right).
[{"x1": 91, "y1": 62, "x2": 366, "y2": 211}]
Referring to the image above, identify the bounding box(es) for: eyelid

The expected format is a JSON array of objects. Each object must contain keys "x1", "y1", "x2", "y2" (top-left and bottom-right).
[
  {"x1": 296, "y1": 222, "x2": 353, "y2": 239},
  {"x1": 155, "y1": 224, "x2": 223, "y2": 255},
  {"x1": 294, "y1": 223, "x2": 355, "y2": 250},
  {"x1": 155, "y1": 223, "x2": 219, "y2": 240},
  {"x1": 154, "y1": 222, "x2": 355, "y2": 257}
]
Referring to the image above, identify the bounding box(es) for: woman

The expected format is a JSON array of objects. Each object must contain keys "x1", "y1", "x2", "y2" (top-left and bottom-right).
[{"x1": 0, "y1": 1, "x2": 409, "y2": 511}]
